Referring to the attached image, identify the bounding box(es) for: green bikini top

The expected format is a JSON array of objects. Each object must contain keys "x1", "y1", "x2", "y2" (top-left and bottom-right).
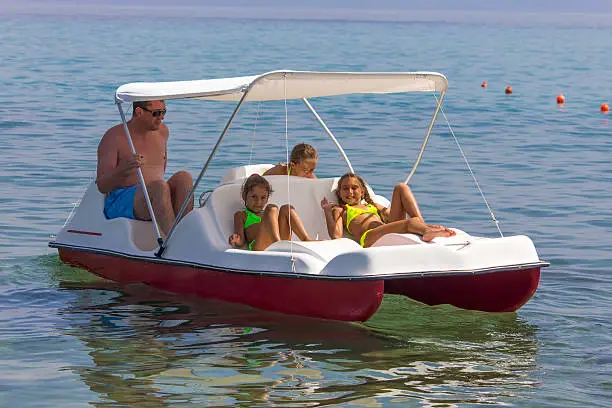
[
  {"x1": 345, "y1": 204, "x2": 379, "y2": 234},
  {"x1": 244, "y1": 208, "x2": 262, "y2": 229}
]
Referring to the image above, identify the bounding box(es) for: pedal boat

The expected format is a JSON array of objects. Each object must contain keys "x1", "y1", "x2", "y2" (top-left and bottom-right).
[{"x1": 49, "y1": 70, "x2": 549, "y2": 321}]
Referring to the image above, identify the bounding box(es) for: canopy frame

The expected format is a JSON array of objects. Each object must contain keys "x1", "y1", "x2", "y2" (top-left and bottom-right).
[
  {"x1": 116, "y1": 103, "x2": 164, "y2": 247},
  {"x1": 115, "y1": 70, "x2": 448, "y2": 103},
  {"x1": 114, "y1": 70, "x2": 448, "y2": 256}
]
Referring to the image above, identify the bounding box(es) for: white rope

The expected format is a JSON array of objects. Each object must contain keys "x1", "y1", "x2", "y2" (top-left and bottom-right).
[
  {"x1": 283, "y1": 74, "x2": 296, "y2": 272},
  {"x1": 247, "y1": 102, "x2": 261, "y2": 165},
  {"x1": 62, "y1": 171, "x2": 96, "y2": 228},
  {"x1": 432, "y1": 94, "x2": 504, "y2": 237}
]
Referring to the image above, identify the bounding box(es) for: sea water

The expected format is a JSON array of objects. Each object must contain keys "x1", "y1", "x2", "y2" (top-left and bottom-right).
[{"x1": 0, "y1": 9, "x2": 611, "y2": 407}]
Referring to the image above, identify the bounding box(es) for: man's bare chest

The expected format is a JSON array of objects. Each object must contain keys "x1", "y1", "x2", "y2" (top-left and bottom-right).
[{"x1": 119, "y1": 136, "x2": 166, "y2": 165}]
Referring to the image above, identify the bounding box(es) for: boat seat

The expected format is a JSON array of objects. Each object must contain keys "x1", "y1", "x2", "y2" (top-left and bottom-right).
[
  {"x1": 371, "y1": 228, "x2": 473, "y2": 248},
  {"x1": 64, "y1": 183, "x2": 159, "y2": 252},
  {"x1": 266, "y1": 238, "x2": 361, "y2": 262},
  {"x1": 205, "y1": 176, "x2": 342, "y2": 246},
  {"x1": 220, "y1": 163, "x2": 275, "y2": 185},
  {"x1": 370, "y1": 233, "x2": 424, "y2": 247}
]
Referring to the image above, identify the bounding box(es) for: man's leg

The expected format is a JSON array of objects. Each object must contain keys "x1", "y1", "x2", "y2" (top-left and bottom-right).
[
  {"x1": 167, "y1": 170, "x2": 194, "y2": 219},
  {"x1": 133, "y1": 180, "x2": 175, "y2": 237}
]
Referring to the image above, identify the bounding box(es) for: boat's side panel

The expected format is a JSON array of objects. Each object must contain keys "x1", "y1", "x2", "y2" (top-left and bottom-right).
[
  {"x1": 384, "y1": 267, "x2": 541, "y2": 312},
  {"x1": 58, "y1": 249, "x2": 384, "y2": 322}
]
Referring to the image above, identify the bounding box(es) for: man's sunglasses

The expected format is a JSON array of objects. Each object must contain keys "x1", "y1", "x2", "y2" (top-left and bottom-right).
[{"x1": 141, "y1": 107, "x2": 167, "y2": 117}]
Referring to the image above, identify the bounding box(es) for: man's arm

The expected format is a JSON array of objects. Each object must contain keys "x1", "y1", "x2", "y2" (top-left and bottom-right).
[
  {"x1": 96, "y1": 130, "x2": 141, "y2": 194},
  {"x1": 162, "y1": 123, "x2": 168, "y2": 173},
  {"x1": 96, "y1": 131, "x2": 119, "y2": 194}
]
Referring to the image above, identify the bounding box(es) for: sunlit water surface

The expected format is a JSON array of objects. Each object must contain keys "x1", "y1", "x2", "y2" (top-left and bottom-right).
[{"x1": 0, "y1": 12, "x2": 611, "y2": 407}]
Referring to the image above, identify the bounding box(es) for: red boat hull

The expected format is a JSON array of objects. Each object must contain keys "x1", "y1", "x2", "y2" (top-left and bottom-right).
[
  {"x1": 58, "y1": 249, "x2": 384, "y2": 322},
  {"x1": 384, "y1": 267, "x2": 541, "y2": 312}
]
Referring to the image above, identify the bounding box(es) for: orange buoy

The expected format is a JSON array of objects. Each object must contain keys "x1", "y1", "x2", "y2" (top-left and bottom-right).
[
  {"x1": 601, "y1": 103, "x2": 610, "y2": 112},
  {"x1": 481, "y1": 81, "x2": 487, "y2": 88},
  {"x1": 505, "y1": 86, "x2": 513, "y2": 94},
  {"x1": 556, "y1": 94, "x2": 565, "y2": 104}
]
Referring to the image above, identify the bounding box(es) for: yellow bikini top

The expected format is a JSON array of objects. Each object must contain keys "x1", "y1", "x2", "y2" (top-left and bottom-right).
[{"x1": 345, "y1": 204, "x2": 379, "y2": 234}]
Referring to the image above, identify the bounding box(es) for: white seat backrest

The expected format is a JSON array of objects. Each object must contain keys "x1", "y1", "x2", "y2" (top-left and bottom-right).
[
  {"x1": 206, "y1": 182, "x2": 246, "y2": 243},
  {"x1": 68, "y1": 182, "x2": 107, "y2": 227},
  {"x1": 220, "y1": 164, "x2": 275, "y2": 185},
  {"x1": 207, "y1": 176, "x2": 341, "y2": 244},
  {"x1": 266, "y1": 176, "x2": 339, "y2": 241},
  {"x1": 62, "y1": 182, "x2": 158, "y2": 252}
]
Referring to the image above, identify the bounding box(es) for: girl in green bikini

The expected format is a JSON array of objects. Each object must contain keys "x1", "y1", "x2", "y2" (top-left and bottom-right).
[
  {"x1": 228, "y1": 174, "x2": 314, "y2": 251},
  {"x1": 321, "y1": 173, "x2": 455, "y2": 248}
]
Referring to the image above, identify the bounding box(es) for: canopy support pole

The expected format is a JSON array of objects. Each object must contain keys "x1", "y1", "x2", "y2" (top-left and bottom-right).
[
  {"x1": 302, "y1": 98, "x2": 354, "y2": 173},
  {"x1": 156, "y1": 90, "x2": 250, "y2": 257},
  {"x1": 404, "y1": 90, "x2": 446, "y2": 184},
  {"x1": 117, "y1": 103, "x2": 165, "y2": 248}
]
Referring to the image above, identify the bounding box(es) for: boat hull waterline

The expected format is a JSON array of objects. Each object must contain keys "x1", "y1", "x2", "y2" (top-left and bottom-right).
[
  {"x1": 385, "y1": 267, "x2": 541, "y2": 312},
  {"x1": 55, "y1": 246, "x2": 541, "y2": 319},
  {"x1": 56, "y1": 248, "x2": 385, "y2": 322}
]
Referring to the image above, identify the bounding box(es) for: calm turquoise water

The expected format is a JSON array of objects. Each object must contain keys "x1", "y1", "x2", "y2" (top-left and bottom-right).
[{"x1": 1, "y1": 12, "x2": 611, "y2": 407}]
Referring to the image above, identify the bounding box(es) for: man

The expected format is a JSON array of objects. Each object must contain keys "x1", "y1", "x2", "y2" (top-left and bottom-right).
[{"x1": 96, "y1": 100, "x2": 193, "y2": 237}]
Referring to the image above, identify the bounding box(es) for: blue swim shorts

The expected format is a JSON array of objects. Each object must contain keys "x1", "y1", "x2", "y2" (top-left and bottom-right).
[{"x1": 103, "y1": 185, "x2": 138, "y2": 220}]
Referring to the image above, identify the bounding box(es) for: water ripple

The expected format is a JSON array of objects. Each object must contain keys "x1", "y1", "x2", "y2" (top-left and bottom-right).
[{"x1": 1, "y1": 15, "x2": 611, "y2": 407}]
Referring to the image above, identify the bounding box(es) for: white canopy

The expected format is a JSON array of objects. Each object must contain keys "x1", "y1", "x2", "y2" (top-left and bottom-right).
[{"x1": 114, "y1": 70, "x2": 448, "y2": 103}]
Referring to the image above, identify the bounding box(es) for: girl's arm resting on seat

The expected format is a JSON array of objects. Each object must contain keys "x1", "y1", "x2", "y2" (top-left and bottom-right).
[
  {"x1": 321, "y1": 198, "x2": 344, "y2": 239},
  {"x1": 229, "y1": 212, "x2": 247, "y2": 248}
]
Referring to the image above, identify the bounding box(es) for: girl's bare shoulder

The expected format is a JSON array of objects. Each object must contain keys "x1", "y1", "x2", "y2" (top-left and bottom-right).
[
  {"x1": 263, "y1": 163, "x2": 287, "y2": 176},
  {"x1": 373, "y1": 202, "x2": 386, "y2": 210}
]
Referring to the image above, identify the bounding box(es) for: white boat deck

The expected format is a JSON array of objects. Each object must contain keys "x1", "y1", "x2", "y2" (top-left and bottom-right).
[{"x1": 53, "y1": 168, "x2": 543, "y2": 279}]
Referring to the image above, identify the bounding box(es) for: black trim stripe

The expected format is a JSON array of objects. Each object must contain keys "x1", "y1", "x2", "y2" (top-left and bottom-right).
[
  {"x1": 48, "y1": 241, "x2": 550, "y2": 281},
  {"x1": 67, "y1": 229, "x2": 102, "y2": 236}
]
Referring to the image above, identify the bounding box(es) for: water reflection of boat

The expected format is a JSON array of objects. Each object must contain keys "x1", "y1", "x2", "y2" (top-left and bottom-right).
[{"x1": 53, "y1": 261, "x2": 539, "y2": 406}]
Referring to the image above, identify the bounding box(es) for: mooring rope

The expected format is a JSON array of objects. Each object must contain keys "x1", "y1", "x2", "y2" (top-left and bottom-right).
[
  {"x1": 433, "y1": 93, "x2": 504, "y2": 237},
  {"x1": 247, "y1": 102, "x2": 261, "y2": 165},
  {"x1": 283, "y1": 74, "x2": 296, "y2": 272}
]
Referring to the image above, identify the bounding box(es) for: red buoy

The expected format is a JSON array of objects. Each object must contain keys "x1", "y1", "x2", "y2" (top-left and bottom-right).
[
  {"x1": 481, "y1": 81, "x2": 487, "y2": 88},
  {"x1": 505, "y1": 86, "x2": 513, "y2": 94},
  {"x1": 601, "y1": 103, "x2": 610, "y2": 112},
  {"x1": 556, "y1": 94, "x2": 565, "y2": 104}
]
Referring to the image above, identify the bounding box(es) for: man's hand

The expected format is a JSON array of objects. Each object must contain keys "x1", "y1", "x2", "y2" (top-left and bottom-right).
[{"x1": 117, "y1": 153, "x2": 144, "y2": 176}]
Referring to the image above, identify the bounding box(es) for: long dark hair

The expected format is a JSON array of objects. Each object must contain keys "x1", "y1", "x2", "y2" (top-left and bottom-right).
[{"x1": 336, "y1": 173, "x2": 374, "y2": 205}]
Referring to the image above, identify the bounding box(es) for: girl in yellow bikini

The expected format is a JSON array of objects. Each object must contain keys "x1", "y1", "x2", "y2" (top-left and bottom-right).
[
  {"x1": 321, "y1": 173, "x2": 455, "y2": 248},
  {"x1": 229, "y1": 174, "x2": 313, "y2": 251}
]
